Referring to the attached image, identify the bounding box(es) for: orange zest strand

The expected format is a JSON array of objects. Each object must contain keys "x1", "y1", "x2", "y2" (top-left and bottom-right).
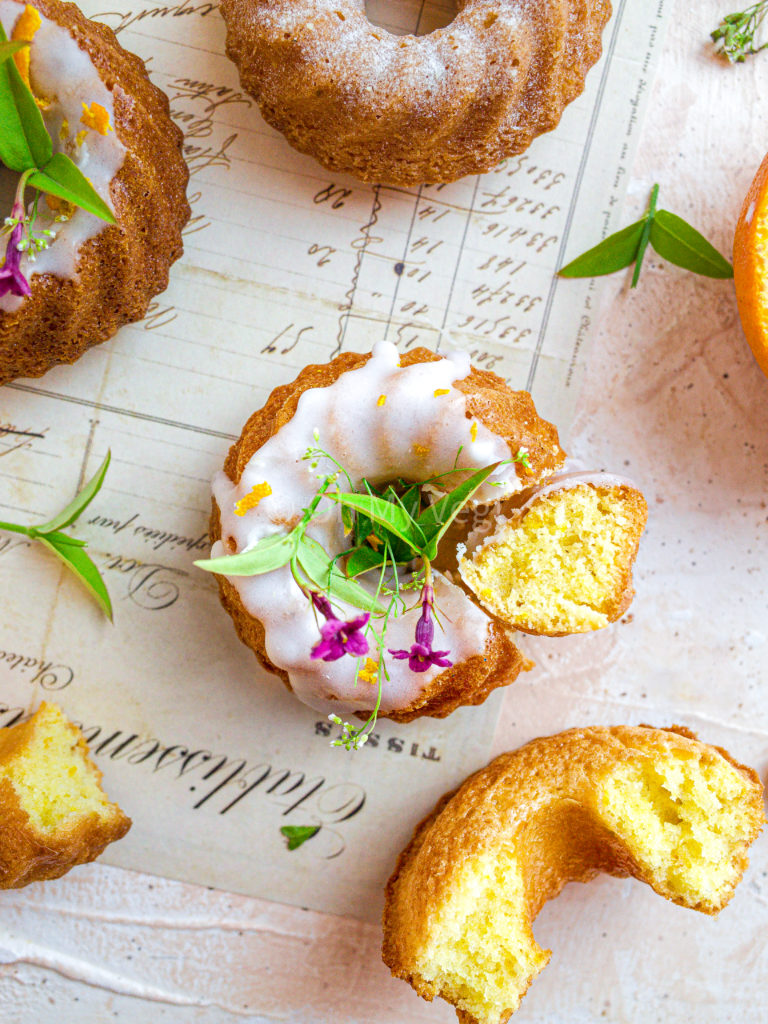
[
  {"x1": 234, "y1": 482, "x2": 272, "y2": 517},
  {"x1": 11, "y1": 6, "x2": 41, "y2": 97},
  {"x1": 80, "y1": 101, "x2": 112, "y2": 136}
]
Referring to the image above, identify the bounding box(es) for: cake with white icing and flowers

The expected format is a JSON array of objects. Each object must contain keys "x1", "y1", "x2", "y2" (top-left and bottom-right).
[
  {"x1": 0, "y1": 0, "x2": 189, "y2": 383},
  {"x1": 199, "y1": 345, "x2": 648, "y2": 747}
]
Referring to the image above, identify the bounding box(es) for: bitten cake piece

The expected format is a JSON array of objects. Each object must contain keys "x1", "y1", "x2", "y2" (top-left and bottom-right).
[
  {"x1": 383, "y1": 725, "x2": 765, "y2": 1024},
  {"x1": 0, "y1": 702, "x2": 130, "y2": 888},
  {"x1": 459, "y1": 476, "x2": 648, "y2": 635}
]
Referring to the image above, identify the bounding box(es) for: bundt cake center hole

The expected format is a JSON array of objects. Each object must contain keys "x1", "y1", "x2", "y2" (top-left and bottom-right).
[{"x1": 365, "y1": 0, "x2": 458, "y2": 37}]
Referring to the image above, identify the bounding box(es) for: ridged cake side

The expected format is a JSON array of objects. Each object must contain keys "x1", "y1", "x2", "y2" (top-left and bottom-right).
[{"x1": 0, "y1": 0, "x2": 190, "y2": 384}]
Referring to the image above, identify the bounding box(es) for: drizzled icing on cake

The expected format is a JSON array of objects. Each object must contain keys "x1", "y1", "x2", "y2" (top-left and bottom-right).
[
  {"x1": 213, "y1": 341, "x2": 526, "y2": 716},
  {"x1": 516, "y1": 470, "x2": 638, "y2": 511},
  {"x1": 0, "y1": 1, "x2": 125, "y2": 311}
]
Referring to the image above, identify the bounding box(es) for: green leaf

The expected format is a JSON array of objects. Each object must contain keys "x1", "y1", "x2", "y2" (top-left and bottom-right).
[
  {"x1": 38, "y1": 535, "x2": 113, "y2": 621},
  {"x1": 35, "y1": 529, "x2": 87, "y2": 548},
  {"x1": 280, "y1": 825, "x2": 319, "y2": 851},
  {"x1": 37, "y1": 450, "x2": 111, "y2": 533},
  {"x1": 295, "y1": 535, "x2": 384, "y2": 615},
  {"x1": 194, "y1": 532, "x2": 298, "y2": 576},
  {"x1": 630, "y1": 183, "x2": 659, "y2": 288},
  {"x1": 29, "y1": 152, "x2": 116, "y2": 224},
  {"x1": 345, "y1": 546, "x2": 385, "y2": 578},
  {"x1": 650, "y1": 210, "x2": 734, "y2": 280},
  {"x1": 0, "y1": 24, "x2": 52, "y2": 172},
  {"x1": 0, "y1": 41, "x2": 29, "y2": 64},
  {"x1": 331, "y1": 492, "x2": 425, "y2": 551},
  {"x1": 416, "y1": 463, "x2": 499, "y2": 560},
  {"x1": 558, "y1": 219, "x2": 646, "y2": 278}
]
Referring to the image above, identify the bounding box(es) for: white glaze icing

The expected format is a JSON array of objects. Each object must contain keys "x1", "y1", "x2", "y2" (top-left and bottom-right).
[
  {"x1": 516, "y1": 470, "x2": 638, "y2": 511},
  {"x1": 0, "y1": 1, "x2": 125, "y2": 311},
  {"x1": 212, "y1": 342, "x2": 528, "y2": 715}
]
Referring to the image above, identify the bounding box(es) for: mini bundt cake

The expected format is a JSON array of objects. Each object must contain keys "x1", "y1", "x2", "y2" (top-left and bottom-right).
[
  {"x1": 219, "y1": 0, "x2": 614, "y2": 185},
  {"x1": 0, "y1": 702, "x2": 131, "y2": 888},
  {"x1": 459, "y1": 474, "x2": 648, "y2": 635},
  {"x1": 0, "y1": 0, "x2": 190, "y2": 384},
  {"x1": 382, "y1": 725, "x2": 765, "y2": 1023},
  {"x1": 200, "y1": 343, "x2": 647, "y2": 733},
  {"x1": 204, "y1": 342, "x2": 563, "y2": 726}
]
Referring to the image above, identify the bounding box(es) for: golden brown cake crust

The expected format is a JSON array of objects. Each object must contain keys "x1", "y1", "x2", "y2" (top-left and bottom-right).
[
  {"x1": 0, "y1": 0, "x2": 190, "y2": 384},
  {"x1": 382, "y1": 725, "x2": 766, "y2": 1022},
  {"x1": 210, "y1": 347, "x2": 564, "y2": 721},
  {"x1": 0, "y1": 703, "x2": 131, "y2": 889},
  {"x1": 219, "y1": 0, "x2": 613, "y2": 185}
]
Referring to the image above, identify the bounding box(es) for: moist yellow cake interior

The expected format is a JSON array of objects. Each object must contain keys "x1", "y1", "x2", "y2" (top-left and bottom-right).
[
  {"x1": 461, "y1": 486, "x2": 639, "y2": 633},
  {"x1": 598, "y1": 750, "x2": 758, "y2": 910},
  {"x1": 416, "y1": 853, "x2": 549, "y2": 1024},
  {"x1": 0, "y1": 704, "x2": 113, "y2": 833},
  {"x1": 410, "y1": 746, "x2": 759, "y2": 1024}
]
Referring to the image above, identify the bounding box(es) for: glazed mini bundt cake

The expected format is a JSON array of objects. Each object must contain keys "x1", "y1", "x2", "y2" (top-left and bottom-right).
[
  {"x1": 199, "y1": 343, "x2": 647, "y2": 734},
  {"x1": 0, "y1": 0, "x2": 190, "y2": 384},
  {"x1": 203, "y1": 342, "x2": 564, "y2": 726},
  {"x1": 0, "y1": 702, "x2": 131, "y2": 888},
  {"x1": 219, "y1": 0, "x2": 613, "y2": 185},
  {"x1": 382, "y1": 725, "x2": 765, "y2": 1023},
  {"x1": 459, "y1": 474, "x2": 648, "y2": 635}
]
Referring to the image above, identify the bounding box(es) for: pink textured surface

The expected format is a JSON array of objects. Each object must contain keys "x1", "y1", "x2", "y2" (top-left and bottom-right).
[{"x1": 1, "y1": 2, "x2": 767, "y2": 1021}]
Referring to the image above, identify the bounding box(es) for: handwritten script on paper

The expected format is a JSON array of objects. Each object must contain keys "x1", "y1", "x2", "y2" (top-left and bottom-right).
[{"x1": 0, "y1": 0, "x2": 671, "y2": 920}]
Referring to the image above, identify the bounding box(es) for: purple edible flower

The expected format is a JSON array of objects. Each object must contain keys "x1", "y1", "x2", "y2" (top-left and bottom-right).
[
  {"x1": 309, "y1": 590, "x2": 370, "y2": 662},
  {"x1": 0, "y1": 219, "x2": 31, "y2": 300},
  {"x1": 389, "y1": 583, "x2": 453, "y2": 674}
]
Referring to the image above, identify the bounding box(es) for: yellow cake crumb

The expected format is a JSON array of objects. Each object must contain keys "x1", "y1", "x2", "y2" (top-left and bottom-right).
[{"x1": 460, "y1": 484, "x2": 647, "y2": 635}]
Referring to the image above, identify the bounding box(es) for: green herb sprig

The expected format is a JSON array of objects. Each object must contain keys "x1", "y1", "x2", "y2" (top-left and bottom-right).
[
  {"x1": 195, "y1": 439, "x2": 521, "y2": 751},
  {"x1": 712, "y1": 2, "x2": 768, "y2": 62},
  {"x1": 0, "y1": 451, "x2": 113, "y2": 619},
  {"x1": 559, "y1": 184, "x2": 734, "y2": 288},
  {"x1": 280, "y1": 825, "x2": 320, "y2": 851},
  {"x1": 0, "y1": 25, "x2": 114, "y2": 223}
]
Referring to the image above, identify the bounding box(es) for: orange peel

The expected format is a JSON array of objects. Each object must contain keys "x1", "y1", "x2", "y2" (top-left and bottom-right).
[{"x1": 734, "y1": 151, "x2": 768, "y2": 378}]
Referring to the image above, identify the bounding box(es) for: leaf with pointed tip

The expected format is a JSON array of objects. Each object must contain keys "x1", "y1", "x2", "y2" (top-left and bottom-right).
[
  {"x1": 38, "y1": 535, "x2": 113, "y2": 621},
  {"x1": 36, "y1": 530, "x2": 87, "y2": 548},
  {"x1": 296, "y1": 535, "x2": 384, "y2": 615},
  {"x1": 30, "y1": 152, "x2": 115, "y2": 224},
  {"x1": 558, "y1": 219, "x2": 646, "y2": 278},
  {"x1": 280, "y1": 825, "x2": 319, "y2": 851},
  {"x1": 0, "y1": 24, "x2": 51, "y2": 172},
  {"x1": 37, "y1": 450, "x2": 111, "y2": 533},
  {"x1": 195, "y1": 532, "x2": 298, "y2": 576},
  {"x1": 345, "y1": 546, "x2": 386, "y2": 578},
  {"x1": 650, "y1": 210, "x2": 734, "y2": 279},
  {"x1": 0, "y1": 41, "x2": 29, "y2": 63},
  {"x1": 417, "y1": 463, "x2": 499, "y2": 560},
  {"x1": 331, "y1": 492, "x2": 425, "y2": 551}
]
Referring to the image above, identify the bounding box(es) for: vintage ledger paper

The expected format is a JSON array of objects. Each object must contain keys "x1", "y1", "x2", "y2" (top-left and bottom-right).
[{"x1": 0, "y1": 1, "x2": 670, "y2": 921}]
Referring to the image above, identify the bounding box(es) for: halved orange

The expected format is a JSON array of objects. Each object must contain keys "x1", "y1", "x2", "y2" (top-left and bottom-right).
[{"x1": 734, "y1": 152, "x2": 768, "y2": 378}]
